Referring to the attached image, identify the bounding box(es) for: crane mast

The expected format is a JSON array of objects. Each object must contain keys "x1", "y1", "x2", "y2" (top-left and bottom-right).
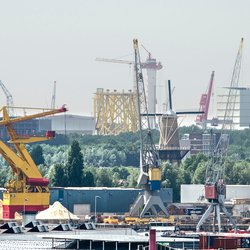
[
  {"x1": 0, "y1": 105, "x2": 67, "y2": 219},
  {"x1": 129, "y1": 39, "x2": 167, "y2": 217},
  {"x1": 51, "y1": 81, "x2": 56, "y2": 109},
  {"x1": 197, "y1": 38, "x2": 243, "y2": 233}
]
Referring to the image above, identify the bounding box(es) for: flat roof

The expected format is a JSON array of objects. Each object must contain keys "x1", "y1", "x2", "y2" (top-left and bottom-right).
[{"x1": 38, "y1": 229, "x2": 199, "y2": 243}]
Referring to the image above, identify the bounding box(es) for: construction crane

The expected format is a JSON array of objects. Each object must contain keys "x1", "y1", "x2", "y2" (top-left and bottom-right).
[
  {"x1": 0, "y1": 80, "x2": 14, "y2": 117},
  {"x1": 0, "y1": 105, "x2": 67, "y2": 219},
  {"x1": 196, "y1": 38, "x2": 243, "y2": 233},
  {"x1": 51, "y1": 81, "x2": 56, "y2": 109},
  {"x1": 129, "y1": 39, "x2": 168, "y2": 217},
  {"x1": 96, "y1": 48, "x2": 162, "y2": 129},
  {"x1": 196, "y1": 71, "x2": 215, "y2": 128}
]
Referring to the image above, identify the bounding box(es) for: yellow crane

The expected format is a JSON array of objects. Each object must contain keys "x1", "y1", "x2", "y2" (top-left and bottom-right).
[{"x1": 0, "y1": 105, "x2": 67, "y2": 219}]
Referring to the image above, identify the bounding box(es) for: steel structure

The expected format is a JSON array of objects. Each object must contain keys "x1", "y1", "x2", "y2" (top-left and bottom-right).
[
  {"x1": 51, "y1": 81, "x2": 56, "y2": 109},
  {"x1": 129, "y1": 39, "x2": 168, "y2": 217},
  {"x1": 0, "y1": 105, "x2": 67, "y2": 219},
  {"x1": 196, "y1": 71, "x2": 215, "y2": 128},
  {"x1": 196, "y1": 38, "x2": 243, "y2": 233},
  {"x1": 96, "y1": 47, "x2": 162, "y2": 129},
  {"x1": 0, "y1": 80, "x2": 14, "y2": 116},
  {"x1": 94, "y1": 88, "x2": 138, "y2": 135}
]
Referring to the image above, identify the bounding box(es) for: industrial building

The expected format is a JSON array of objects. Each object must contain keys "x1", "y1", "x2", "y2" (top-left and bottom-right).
[
  {"x1": 217, "y1": 87, "x2": 250, "y2": 128},
  {"x1": 0, "y1": 113, "x2": 95, "y2": 140},
  {"x1": 50, "y1": 187, "x2": 173, "y2": 217},
  {"x1": 181, "y1": 184, "x2": 250, "y2": 203},
  {"x1": 42, "y1": 113, "x2": 95, "y2": 135}
]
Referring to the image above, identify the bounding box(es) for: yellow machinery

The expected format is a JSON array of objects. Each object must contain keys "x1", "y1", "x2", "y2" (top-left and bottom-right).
[{"x1": 0, "y1": 105, "x2": 67, "y2": 219}]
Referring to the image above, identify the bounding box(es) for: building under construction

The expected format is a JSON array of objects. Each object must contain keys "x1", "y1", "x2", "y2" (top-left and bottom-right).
[{"x1": 94, "y1": 88, "x2": 138, "y2": 135}]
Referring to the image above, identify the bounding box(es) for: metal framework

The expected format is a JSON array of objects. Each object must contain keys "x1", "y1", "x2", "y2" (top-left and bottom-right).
[
  {"x1": 196, "y1": 38, "x2": 243, "y2": 233},
  {"x1": 94, "y1": 88, "x2": 138, "y2": 135},
  {"x1": 0, "y1": 80, "x2": 14, "y2": 116},
  {"x1": 129, "y1": 39, "x2": 167, "y2": 217}
]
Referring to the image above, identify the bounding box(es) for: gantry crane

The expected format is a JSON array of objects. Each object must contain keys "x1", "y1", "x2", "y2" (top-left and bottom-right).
[
  {"x1": 196, "y1": 38, "x2": 243, "y2": 233},
  {"x1": 0, "y1": 80, "x2": 14, "y2": 117},
  {"x1": 129, "y1": 39, "x2": 168, "y2": 217},
  {"x1": 0, "y1": 105, "x2": 67, "y2": 219}
]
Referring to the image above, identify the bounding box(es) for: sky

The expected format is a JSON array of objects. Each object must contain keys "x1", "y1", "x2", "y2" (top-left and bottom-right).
[{"x1": 0, "y1": 0, "x2": 250, "y2": 124}]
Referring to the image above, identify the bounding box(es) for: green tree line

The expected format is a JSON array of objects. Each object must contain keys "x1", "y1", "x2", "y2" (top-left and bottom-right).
[{"x1": 1, "y1": 127, "x2": 250, "y2": 202}]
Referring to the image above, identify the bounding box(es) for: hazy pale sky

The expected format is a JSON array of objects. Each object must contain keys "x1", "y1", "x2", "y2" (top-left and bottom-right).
[{"x1": 0, "y1": 0, "x2": 249, "y2": 122}]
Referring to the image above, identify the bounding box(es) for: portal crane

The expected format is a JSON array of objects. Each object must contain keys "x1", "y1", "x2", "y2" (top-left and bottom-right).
[
  {"x1": 129, "y1": 39, "x2": 168, "y2": 217},
  {"x1": 196, "y1": 71, "x2": 215, "y2": 127},
  {"x1": 196, "y1": 38, "x2": 243, "y2": 233},
  {"x1": 0, "y1": 80, "x2": 14, "y2": 117},
  {"x1": 0, "y1": 105, "x2": 67, "y2": 219}
]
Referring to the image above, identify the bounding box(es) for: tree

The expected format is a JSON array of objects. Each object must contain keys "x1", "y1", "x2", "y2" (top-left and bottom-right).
[
  {"x1": 96, "y1": 168, "x2": 113, "y2": 187},
  {"x1": 82, "y1": 169, "x2": 95, "y2": 187},
  {"x1": 30, "y1": 145, "x2": 45, "y2": 165},
  {"x1": 51, "y1": 164, "x2": 67, "y2": 186},
  {"x1": 66, "y1": 140, "x2": 84, "y2": 187}
]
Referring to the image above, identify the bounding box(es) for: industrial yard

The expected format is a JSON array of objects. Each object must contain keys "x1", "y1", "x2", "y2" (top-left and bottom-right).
[{"x1": 1, "y1": 1, "x2": 250, "y2": 250}]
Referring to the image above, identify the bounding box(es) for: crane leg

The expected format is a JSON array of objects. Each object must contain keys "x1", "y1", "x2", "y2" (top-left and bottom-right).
[
  {"x1": 216, "y1": 204, "x2": 221, "y2": 233},
  {"x1": 140, "y1": 192, "x2": 168, "y2": 217},
  {"x1": 220, "y1": 204, "x2": 237, "y2": 232},
  {"x1": 196, "y1": 204, "x2": 214, "y2": 232}
]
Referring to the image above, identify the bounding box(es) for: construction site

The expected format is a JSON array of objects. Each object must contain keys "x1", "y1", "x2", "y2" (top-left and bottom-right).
[{"x1": 0, "y1": 35, "x2": 249, "y2": 250}]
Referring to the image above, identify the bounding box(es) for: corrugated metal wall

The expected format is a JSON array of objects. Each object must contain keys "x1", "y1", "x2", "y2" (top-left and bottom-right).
[{"x1": 50, "y1": 187, "x2": 173, "y2": 214}]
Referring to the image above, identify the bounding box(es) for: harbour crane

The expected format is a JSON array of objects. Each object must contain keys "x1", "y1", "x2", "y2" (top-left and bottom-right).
[
  {"x1": 196, "y1": 38, "x2": 243, "y2": 233},
  {"x1": 0, "y1": 105, "x2": 67, "y2": 219},
  {"x1": 0, "y1": 80, "x2": 14, "y2": 117},
  {"x1": 129, "y1": 39, "x2": 168, "y2": 217}
]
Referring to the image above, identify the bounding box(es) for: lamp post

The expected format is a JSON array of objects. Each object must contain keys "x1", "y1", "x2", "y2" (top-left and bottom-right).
[
  {"x1": 94, "y1": 196, "x2": 101, "y2": 223},
  {"x1": 23, "y1": 198, "x2": 28, "y2": 226}
]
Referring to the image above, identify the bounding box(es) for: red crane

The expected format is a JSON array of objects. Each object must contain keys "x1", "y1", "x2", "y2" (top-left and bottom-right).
[{"x1": 196, "y1": 71, "x2": 215, "y2": 126}]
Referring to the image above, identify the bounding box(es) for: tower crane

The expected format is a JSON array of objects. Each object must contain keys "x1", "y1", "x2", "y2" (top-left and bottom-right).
[
  {"x1": 0, "y1": 105, "x2": 67, "y2": 219},
  {"x1": 0, "y1": 80, "x2": 14, "y2": 117},
  {"x1": 96, "y1": 48, "x2": 162, "y2": 129},
  {"x1": 51, "y1": 81, "x2": 56, "y2": 109},
  {"x1": 196, "y1": 38, "x2": 243, "y2": 233},
  {"x1": 129, "y1": 39, "x2": 168, "y2": 217}
]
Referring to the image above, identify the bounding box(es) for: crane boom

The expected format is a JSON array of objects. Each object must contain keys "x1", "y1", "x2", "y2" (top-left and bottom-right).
[
  {"x1": 0, "y1": 105, "x2": 67, "y2": 219},
  {"x1": 95, "y1": 58, "x2": 133, "y2": 65},
  {"x1": 196, "y1": 71, "x2": 215, "y2": 126},
  {"x1": 134, "y1": 40, "x2": 159, "y2": 171},
  {"x1": 196, "y1": 38, "x2": 243, "y2": 233},
  {"x1": 129, "y1": 39, "x2": 167, "y2": 217}
]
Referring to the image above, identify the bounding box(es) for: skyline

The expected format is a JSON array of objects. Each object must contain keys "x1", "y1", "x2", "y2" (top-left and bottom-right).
[{"x1": 0, "y1": 0, "x2": 250, "y2": 125}]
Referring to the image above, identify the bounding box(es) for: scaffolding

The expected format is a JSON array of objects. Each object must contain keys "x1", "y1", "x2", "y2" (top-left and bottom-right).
[{"x1": 94, "y1": 88, "x2": 138, "y2": 135}]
